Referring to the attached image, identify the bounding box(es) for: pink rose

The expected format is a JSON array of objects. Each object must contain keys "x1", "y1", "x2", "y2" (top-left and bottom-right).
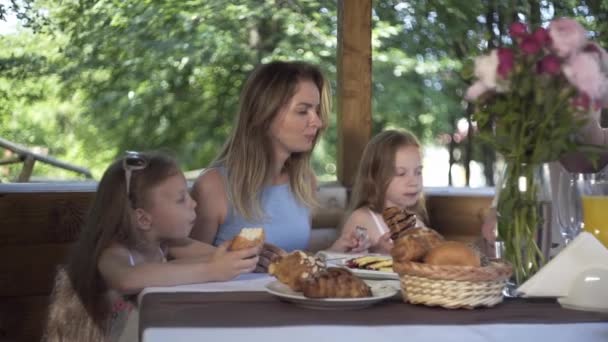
[
  {"x1": 548, "y1": 18, "x2": 587, "y2": 57},
  {"x1": 520, "y1": 36, "x2": 541, "y2": 54},
  {"x1": 571, "y1": 92, "x2": 591, "y2": 111},
  {"x1": 497, "y1": 48, "x2": 514, "y2": 78},
  {"x1": 537, "y1": 55, "x2": 561, "y2": 75},
  {"x1": 583, "y1": 42, "x2": 608, "y2": 75},
  {"x1": 563, "y1": 52, "x2": 608, "y2": 100},
  {"x1": 532, "y1": 27, "x2": 551, "y2": 46},
  {"x1": 509, "y1": 22, "x2": 528, "y2": 39},
  {"x1": 465, "y1": 81, "x2": 489, "y2": 101}
]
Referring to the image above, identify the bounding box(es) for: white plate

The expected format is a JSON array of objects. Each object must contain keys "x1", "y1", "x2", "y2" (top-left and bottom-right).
[
  {"x1": 346, "y1": 267, "x2": 400, "y2": 280},
  {"x1": 265, "y1": 280, "x2": 399, "y2": 310},
  {"x1": 327, "y1": 256, "x2": 399, "y2": 280}
]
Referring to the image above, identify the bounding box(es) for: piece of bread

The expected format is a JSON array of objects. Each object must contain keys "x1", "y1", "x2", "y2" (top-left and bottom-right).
[
  {"x1": 302, "y1": 267, "x2": 372, "y2": 298},
  {"x1": 423, "y1": 241, "x2": 481, "y2": 267},
  {"x1": 229, "y1": 227, "x2": 265, "y2": 251},
  {"x1": 382, "y1": 207, "x2": 417, "y2": 241},
  {"x1": 268, "y1": 250, "x2": 326, "y2": 291},
  {"x1": 390, "y1": 227, "x2": 444, "y2": 262}
]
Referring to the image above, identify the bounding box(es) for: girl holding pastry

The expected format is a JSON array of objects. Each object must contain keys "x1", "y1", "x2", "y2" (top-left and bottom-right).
[
  {"x1": 43, "y1": 151, "x2": 261, "y2": 342},
  {"x1": 330, "y1": 129, "x2": 429, "y2": 254}
]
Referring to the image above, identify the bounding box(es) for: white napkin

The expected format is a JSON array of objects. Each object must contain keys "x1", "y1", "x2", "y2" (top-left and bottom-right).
[
  {"x1": 517, "y1": 232, "x2": 608, "y2": 297},
  {"x1": 137, "y1": 273, "x2": 272, "y2": 304}
]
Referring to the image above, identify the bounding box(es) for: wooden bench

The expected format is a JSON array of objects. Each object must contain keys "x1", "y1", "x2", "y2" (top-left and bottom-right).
[{"x1": 0, "y1": 183, "x2": 492, "y2": 342}]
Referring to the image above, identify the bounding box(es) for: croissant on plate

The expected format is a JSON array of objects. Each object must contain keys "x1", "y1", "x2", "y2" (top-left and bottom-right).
[
  {"x1": 301, "y1": 267, "x2": 372, "y2": 298},
  {"x1": 268, "y1": 250, "x2": 325, "y2": 291}
]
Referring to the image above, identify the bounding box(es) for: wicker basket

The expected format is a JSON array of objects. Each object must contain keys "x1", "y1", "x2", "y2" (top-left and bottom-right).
[{"x1": 393, "y1": 260, "x2": 513, "y2": 309}]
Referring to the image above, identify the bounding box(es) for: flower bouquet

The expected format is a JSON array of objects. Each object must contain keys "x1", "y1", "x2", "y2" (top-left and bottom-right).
[{"x1": 465, "y1": 18, "x2": 608, "y2": 285}]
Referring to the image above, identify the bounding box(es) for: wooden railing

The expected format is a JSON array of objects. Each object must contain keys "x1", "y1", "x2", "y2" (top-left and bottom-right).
[
  {"x1": 0, "y1": 138, "x2": 93, "y2": 182},
  {"x1": 0, "y1": 183, "x2": 492, "y2": 342}
]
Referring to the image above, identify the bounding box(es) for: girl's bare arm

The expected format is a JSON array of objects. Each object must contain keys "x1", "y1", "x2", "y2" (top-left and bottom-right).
[{"x1": 98, "y1": 244, "x2": 259, "y2": 295}]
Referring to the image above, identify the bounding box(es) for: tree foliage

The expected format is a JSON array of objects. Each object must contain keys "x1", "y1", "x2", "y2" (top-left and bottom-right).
[{"x1": 1, "y1": 0, "x2": 607, "y2": 182}]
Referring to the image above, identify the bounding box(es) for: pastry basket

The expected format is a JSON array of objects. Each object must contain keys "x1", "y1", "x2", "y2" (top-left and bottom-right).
[{"x1": 393, "y1": 260, "x2": 513, "y2": 309}]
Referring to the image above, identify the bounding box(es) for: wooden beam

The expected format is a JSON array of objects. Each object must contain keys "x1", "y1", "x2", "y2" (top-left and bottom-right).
[
  {"x1": 336, "y1": 0, "x2": 372, "y2": 187},
  {"x1": 0, "y1": 137, "x2": 93, "y2": 178},
  {"x1": 17, "y1": 155, "x2": 35, "y2": 182}
]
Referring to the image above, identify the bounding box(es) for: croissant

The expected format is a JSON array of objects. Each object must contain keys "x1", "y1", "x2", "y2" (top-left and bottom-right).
[
  {"x1": 390, "y1": 227, "x2": 444, "y2": 263},
  {"x1": 382, "y1": 207, "x2": 417, "y2": 240},
  {"x1": 301, "y1": 268, "x2": 372, "y2": 298},
  {"x1": 268, "y1": 250, "x2": 325, "y2": 291}
]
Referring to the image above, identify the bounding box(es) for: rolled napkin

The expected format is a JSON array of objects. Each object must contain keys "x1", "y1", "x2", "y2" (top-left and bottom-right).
[
  {"x1": 517, "y1": 232, "x2": 608, "y2": 297},
  {"x1": 382, "y1": 207, "x2": 417, "y2": 240}
]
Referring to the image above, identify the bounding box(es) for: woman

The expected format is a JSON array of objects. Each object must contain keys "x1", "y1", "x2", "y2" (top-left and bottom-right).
[{"x1": 190, "y1": 61, "x2": 331, "y2": 270}]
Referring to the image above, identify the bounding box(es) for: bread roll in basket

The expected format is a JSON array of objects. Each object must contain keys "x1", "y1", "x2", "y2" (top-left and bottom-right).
[
  {"x1": 383, "y1": 208, "x2": 512, "y2": 309},
  {"x1": 393, "y1": 256, "x2": 513, "y2": 309}
]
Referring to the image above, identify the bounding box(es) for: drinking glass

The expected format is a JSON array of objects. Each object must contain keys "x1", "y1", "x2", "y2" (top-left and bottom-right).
[
  {"x1": 580, "y1": 170, "x2": 608, "y2": 248},
  {"x1": 556, "y1": 171, "x2": 583, "y2": 245}
]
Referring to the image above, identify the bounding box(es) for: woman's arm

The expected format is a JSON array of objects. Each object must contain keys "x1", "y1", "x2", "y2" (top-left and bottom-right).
[{"x1": 190, "y1": 168, "x2": 228, "y2": 244}]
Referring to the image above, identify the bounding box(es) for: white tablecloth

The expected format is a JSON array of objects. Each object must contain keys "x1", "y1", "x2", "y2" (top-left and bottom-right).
[{"x1": 140, "y1": 274, "x2": 608, "y2": 342}]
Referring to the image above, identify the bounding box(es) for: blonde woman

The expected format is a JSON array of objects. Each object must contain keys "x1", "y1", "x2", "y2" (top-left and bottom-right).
[
  {"x1": 330, "y1": 130, "x2": 430, "y2": 255},
  {"x1": 190, "y1": 61, "x2": 331, "y2": 270}
]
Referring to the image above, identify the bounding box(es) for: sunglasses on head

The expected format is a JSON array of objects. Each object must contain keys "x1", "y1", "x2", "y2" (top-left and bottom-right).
[{"x1": 123, "y1": 151, "x2": 148, "y2": 197}]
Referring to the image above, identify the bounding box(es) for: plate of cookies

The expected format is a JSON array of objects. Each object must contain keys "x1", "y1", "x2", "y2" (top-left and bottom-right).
[
  {"x1": 266, "y1": 250, "x2": 398, "y2": 310},
  {"x1": 342, "y1": 255, "x2": 399, "y2": 280}
]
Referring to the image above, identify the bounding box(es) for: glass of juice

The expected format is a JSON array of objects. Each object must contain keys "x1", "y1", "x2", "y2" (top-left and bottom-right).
[{"x1": 580, "y1": 172, "x2": 608, "y2": 248}]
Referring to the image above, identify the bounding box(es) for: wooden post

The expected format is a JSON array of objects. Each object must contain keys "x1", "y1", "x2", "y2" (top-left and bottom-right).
[
  {"x1": 337, "y1": 0, "x2": 372, "y2": 187},
  {"x1": 17, "y1": 155, "x2": 35, "y2": 182}
]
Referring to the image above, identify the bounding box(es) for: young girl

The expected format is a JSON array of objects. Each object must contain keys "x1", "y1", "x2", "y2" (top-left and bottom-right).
[
  {"x1": 330, "y1": 130, "x2": 430, "y2": 255},
  {"x1": 43, "y1": 151, "x2": 261, "y2": 342}
]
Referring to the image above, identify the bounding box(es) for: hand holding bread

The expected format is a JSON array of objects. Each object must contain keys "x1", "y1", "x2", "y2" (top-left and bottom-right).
[
  {"x1": 209, "y1": 240, "x2": 261, "y2": 281},
  {"x1": 229, "y1": 227, "x2": 265, "y2": 251}
]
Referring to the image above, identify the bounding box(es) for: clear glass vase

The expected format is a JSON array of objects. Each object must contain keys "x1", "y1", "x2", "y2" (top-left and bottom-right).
[{"x1": 495, "y1": 162, "x2": 553, "y2": 296}]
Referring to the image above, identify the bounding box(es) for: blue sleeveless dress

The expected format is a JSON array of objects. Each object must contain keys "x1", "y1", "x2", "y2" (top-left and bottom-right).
[{"x1": 212, "y1": 168, "x2": 311, "y2": 252}]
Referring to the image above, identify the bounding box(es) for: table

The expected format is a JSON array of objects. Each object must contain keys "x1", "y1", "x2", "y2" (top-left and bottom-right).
[{"x1": 139, "y1": 274, "x2": 608, "y2": 342}]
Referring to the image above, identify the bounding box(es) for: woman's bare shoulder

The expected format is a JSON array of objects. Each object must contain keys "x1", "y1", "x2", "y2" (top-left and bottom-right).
[{"x1": 193, "y1": 168, "x2": 226, "y2": 196}]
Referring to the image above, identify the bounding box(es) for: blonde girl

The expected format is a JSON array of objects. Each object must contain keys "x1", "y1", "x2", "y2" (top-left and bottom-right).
[
  {"x1": 43, "y1": 151, "x2": 260, "y2": 342},
  {"x1": 330, "y1": 130, "x2": 429, "y2": 254}
]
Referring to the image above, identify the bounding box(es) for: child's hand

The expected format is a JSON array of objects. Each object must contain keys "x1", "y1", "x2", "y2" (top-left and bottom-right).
[
  {"x1": 209, "y1": 241, "x2": 261, "y2": 281},
  {"x1": 255, "y1": 243, "x2": 287, "y2": 273},
  {"x1": 371, "y1": 232, "x2": 393, "y2": 254},
  {"x1": 333, "y1": 229, "x2": 371, "y2": 253}
]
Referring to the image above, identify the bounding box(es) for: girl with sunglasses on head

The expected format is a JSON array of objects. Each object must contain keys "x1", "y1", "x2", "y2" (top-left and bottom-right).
[
  {"x1": 189, "y1": 61, "x2": 330, "y2": 271},
  {"x1": 43, "y1": 151, "x2": 261, "y2": 342},
  {"x1": 329, "y1": 130, "x2": 429, "y2": 254}
]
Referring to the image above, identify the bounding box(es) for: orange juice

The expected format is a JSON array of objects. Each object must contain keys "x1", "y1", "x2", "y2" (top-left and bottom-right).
[{"x1": 581, "y1": 195, "x2": 608, "y2": 248}]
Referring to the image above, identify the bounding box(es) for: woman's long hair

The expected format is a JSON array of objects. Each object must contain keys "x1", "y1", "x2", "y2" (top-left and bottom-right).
[
  {"x1": 212, "y1": 61, "x2": 331, "y2": 220},
  {"x1": 348, "y1": 130, "x2": 429, "y2": 225},
  {"x1": 43, "y1": 152, "x2": 180, "y2": 341}
]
